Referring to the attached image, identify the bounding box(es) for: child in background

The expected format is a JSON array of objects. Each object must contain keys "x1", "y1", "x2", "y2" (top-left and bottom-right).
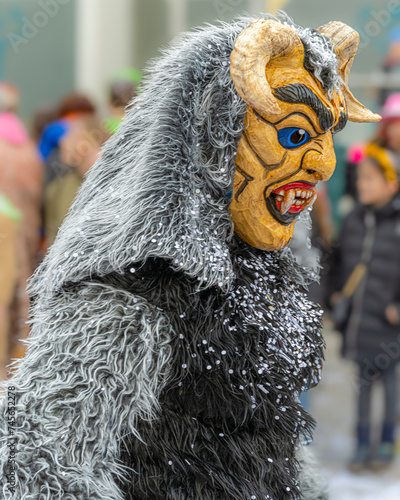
[
  {"x1": 105, "y1": 68, "x2": 142, "y2": 133},
  {"x1": 44, "y1": 115, "x2": 110, "y2": 245},
  {"x1": 345, "y1": 93, "x2": 400, "y2": 205},
  {"x1": 330, "y1": 143, "x2": 400, "y2": 471}
]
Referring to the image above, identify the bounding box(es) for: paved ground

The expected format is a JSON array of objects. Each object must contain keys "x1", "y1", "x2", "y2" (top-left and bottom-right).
[{"x1": 309, "y1": 323, "x2": 400, "y2": 499}]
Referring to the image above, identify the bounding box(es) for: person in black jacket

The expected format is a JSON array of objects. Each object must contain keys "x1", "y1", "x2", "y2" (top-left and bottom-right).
[{"x1": 331, "y1": 143, "x2": 400, "y2": 471}]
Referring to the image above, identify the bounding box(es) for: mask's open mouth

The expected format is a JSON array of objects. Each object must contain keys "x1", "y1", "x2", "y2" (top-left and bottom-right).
[{"x1": 265, "y1": 181, "x2": 317, "y2": 226}]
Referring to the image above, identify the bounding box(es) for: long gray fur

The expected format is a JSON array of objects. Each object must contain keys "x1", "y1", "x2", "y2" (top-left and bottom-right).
[{"x1": 1, "y1": 283, "x2": 173, "y2": 498}]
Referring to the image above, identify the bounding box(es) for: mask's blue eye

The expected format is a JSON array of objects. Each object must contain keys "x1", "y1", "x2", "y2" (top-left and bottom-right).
[{"x1": 277, "y1": 127, "x2": 310, "y2": 149}]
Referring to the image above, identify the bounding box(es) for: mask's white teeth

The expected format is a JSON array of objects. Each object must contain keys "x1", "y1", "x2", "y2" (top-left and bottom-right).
[
  {"x1": 295, "y1": 199, "x2": 303, "y2": 206},
  {"x1": 278, "y1": 190, "x2": 284, "y2": 196},
  {"x1": 280, "y1": 189, "x2": 296, "y2": 214},
  {"x1": 308, "y1": 193, "x2": 317, "y2": 207}
]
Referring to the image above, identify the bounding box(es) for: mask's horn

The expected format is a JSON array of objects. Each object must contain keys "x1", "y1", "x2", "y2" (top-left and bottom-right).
[
  {"x1": 230, "y1": 19, "x2": 303, "y2": 116},
  {"x1": 317, "y1": 21, "x2": 381, "y2": 123}
]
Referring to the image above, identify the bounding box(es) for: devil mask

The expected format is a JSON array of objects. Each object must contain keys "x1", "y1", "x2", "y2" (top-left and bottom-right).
[{"x1": 229, "y1": 20, "x2": 380, "y2": 250}]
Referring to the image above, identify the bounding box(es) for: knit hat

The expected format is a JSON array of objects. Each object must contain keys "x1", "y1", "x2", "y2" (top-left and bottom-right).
[
  {"x1": 365, "y1": 142, "x2": 399, "y2": 182},
  {"x1": 381, "y1": 93, "x2": 400, "y2": 121}
]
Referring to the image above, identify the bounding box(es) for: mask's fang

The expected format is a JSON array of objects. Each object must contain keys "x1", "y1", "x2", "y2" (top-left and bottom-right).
[
  {"x1": 280, "y1": 190, "x2": 296, "y2": 214},
  {"x1": 308, "y1": 193, "x2": 318, "y2": 208}
]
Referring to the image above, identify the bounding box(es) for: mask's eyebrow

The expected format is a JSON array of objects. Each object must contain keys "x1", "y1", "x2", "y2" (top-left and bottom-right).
[
  {"x1": 273, "y1": 84, "x2": 334, "y2": 132},
  {"x1": 332, "y1": 110, "x2": 348, "y2": 134}
]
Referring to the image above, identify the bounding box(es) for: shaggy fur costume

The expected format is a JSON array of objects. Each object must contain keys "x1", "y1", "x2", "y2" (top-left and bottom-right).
[{"x1": 0, "y1": 14, "x2": 334, "y2": 500}]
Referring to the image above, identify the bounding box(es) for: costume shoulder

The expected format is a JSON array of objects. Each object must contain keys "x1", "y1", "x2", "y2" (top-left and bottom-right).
[{"x1": 0, "y1": 281, "x2": 173, "y2": 499}]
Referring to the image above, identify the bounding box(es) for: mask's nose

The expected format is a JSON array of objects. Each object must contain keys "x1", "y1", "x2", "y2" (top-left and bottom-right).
[{"x1": 302, "y1": 133, "x2": 336, "y2": 182}]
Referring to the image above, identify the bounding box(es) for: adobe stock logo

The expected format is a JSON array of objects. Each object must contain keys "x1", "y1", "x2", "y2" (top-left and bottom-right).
[
  {"x1": 7, "y1": 0, "x2": 71, "y2": 54},
  {"x1": 212, "y1": 0, "x2": 246, "y2": 18},
  {"x1": 355, "y1": 0, "x2": 400, "y2": 50}
]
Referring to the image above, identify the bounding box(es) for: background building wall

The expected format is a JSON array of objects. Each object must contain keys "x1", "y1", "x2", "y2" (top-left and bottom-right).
[
  {"x1": 131, "y1": 0, "x2": 400, "y2": 145},
  {"x1": 0, "y1": 0, "x2": 76, "y2": 122},
  {"x1": 1, "y1": 0, "x2": 400, "y2": 146},
  {"x1": 75, "y1": 0, "x2": 135, "y2": 108}
]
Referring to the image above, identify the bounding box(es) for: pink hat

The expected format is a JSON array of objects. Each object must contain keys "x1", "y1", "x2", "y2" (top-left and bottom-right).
[
  {"x1": 381, "y1": 93, "x2": 400, "y2": 121},
  {"x1": 0, "y1": 112, "x2": 28, "y2": 145}
]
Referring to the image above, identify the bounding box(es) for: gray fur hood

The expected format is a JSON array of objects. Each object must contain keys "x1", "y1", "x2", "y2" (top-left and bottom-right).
[{"x1": 31, "y1": 19, "x2": 250, "y2": 297}]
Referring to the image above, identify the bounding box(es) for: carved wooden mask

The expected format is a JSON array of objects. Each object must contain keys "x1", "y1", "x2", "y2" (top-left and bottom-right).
[{"x1": 229, "y1": 19, "x2": 380, "y2": 250}]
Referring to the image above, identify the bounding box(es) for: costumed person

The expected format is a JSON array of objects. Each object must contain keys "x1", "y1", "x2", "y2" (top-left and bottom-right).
[
  {"x1": 0, "y1": 13, "x2": 379, "y2": 500},
  {"x1": 330, "y1": 143, "x2": 400, "y2": 472}
]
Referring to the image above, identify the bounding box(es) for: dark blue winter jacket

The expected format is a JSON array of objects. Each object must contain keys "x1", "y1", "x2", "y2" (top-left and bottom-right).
[{"x1": 333, "y1": 193, "x2": 400, "y2": 364}]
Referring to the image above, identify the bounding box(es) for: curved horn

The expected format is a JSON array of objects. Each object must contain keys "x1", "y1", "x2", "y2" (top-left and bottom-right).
[
  {"x1": 318, "y1": 21, "x2": 381, "y2": 123},
  {"x1": 230, "y1": 19, "x2": 303, "y2": 116}
]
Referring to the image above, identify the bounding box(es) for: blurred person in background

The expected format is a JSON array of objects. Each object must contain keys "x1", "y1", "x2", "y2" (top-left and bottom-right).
[
  {"x1": 44, "y1": 115, "x2": 110, "y2": 245},
  {"x1": 0, "y1": 82, "x2": 43, "y2": 361},
  {"x1": 380, "y1": 27, "x2": 400, "y2": 106},
  {"x1": 346, "y1": 93, "x2": 400, "y2": 204},
  {"x1": 38, "y1": 92, "x2": 96, "y2": 186},
  {"x1": 30, "y1": 103, "x2": 60, "y2": 258},
  {"x1": 105, "y1": 68, "x2": 142, "y2": 133},
  {"x1": 30, "y1": 103, "x2": 58, "y2": 144},
  {"x1": 330, "y1": 144, "x2": 400, "y2": 472},
  {"x1": 0, "y1": 195, "x2": 20, "y2": 380},
  {"x1": 377, "y1": 93, "x2": 400, "y2": 157}
]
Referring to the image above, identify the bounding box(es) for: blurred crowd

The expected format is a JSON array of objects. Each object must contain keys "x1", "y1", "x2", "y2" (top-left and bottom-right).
[
  {"x1": 0, "y1": 69, "x2": 141, "y2": 380},
  {"x1": 282, "y1": 28, "x2": 400, "y2": 478},
  {"x1": 1, "y1": 27, "x2": 400, "y2": 482},
  {"x1": 303, "y1": 95, "x2": 400, "y2": 472}
]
